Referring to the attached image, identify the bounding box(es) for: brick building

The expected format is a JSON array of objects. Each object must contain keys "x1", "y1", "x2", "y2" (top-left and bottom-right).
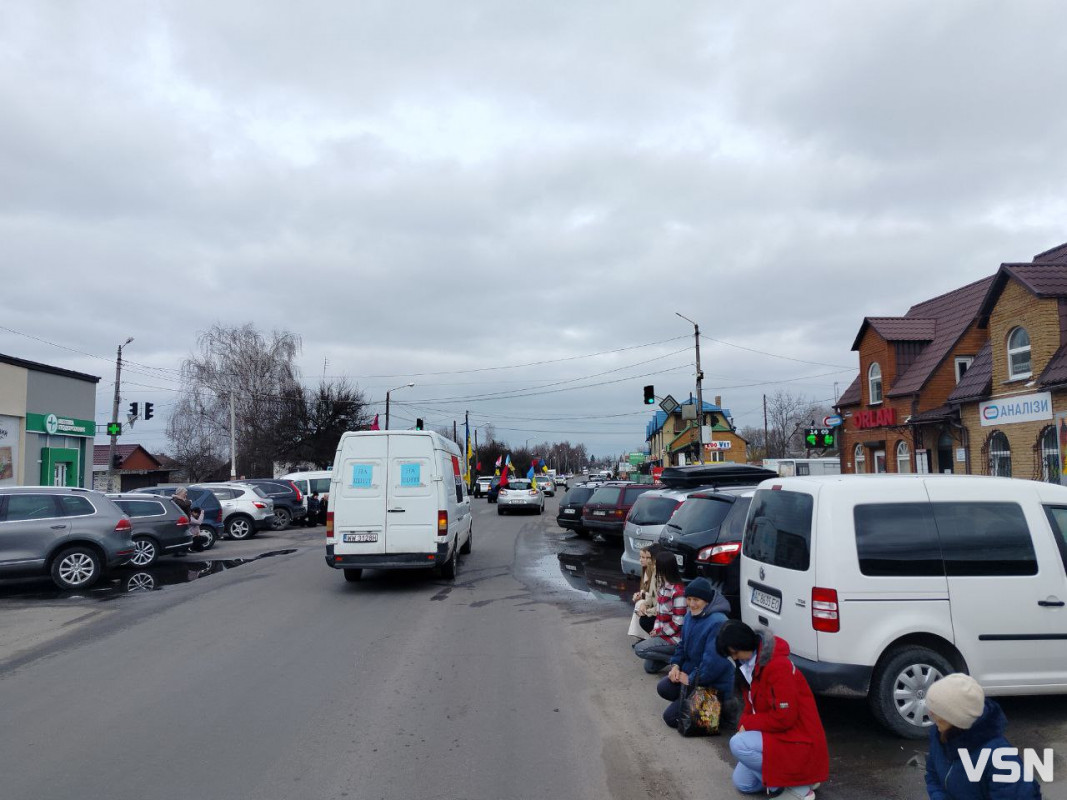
[{"x1": 645, "y1": 396, "x2": 747, "y2": 467}]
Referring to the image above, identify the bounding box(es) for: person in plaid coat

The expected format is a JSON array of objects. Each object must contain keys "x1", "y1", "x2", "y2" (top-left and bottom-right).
[{"x1": 633, "y1": 551, "x2": 687, "y2": 673}]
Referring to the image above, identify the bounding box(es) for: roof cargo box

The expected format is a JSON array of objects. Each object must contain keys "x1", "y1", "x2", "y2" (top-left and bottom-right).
[{"x1": 659, "y1": 464, "x2": 777, "y2": 489}]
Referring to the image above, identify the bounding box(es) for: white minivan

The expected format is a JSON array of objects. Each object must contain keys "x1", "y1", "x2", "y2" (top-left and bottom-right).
[
  {"x1": 740, "y1": 474, "x2": 1067, "y2": 738},
  {"x1": 325, "y1": 431, "x2": 473, "y2": 582}
]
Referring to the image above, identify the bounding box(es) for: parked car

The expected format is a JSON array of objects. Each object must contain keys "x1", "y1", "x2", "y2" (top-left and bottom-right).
[
  {"x1": 741, "y1": 474, "x2": 1067, "y2": 739},
  {"x1": 238, "y1": 478, "x2": 307, "y2": 530},
  {"x1": 130, "y1": 486, "x2": 223, "y2": 545},
  {"x1": 556, "y1": 484, "x2": 597, "y2": 536},
  {"x1": 474, "y1": 476, "x2": 493, "y2": 498},
  {"x1": 0, "y1": 487, "x2": 136, "y2": 589},
  {"x1": 487, "y1": 476, "x2": 502, "y2": 503},
  {"x1": 282, "y1": 470, "x2": 332, "y2": 513},
  {"x1": 108, "y1": 493, "x2": 194, "y2": 566},
  {"x1": 497, "y1": 479, "x2": 544, "y2": 515},
  {"x1": 620, "y1": 487, "x2": 705, "y2": 576},
  {"x1": 189, "y1": 482, "x2": 274, "y2": 540},
  {"x1": 581, "y1": 482, "x2": 656, "y2": 538}
]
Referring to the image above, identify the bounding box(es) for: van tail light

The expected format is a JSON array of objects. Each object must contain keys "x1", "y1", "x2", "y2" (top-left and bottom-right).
[
  {"x1": 253, "y1": 502, "x2": 267, "y2": 509},
  {"x1": 176, "y1": 515, "x2": 189, "y2": 527},
  {"x1": 812, "y1": 587, "x2": 840, "y2": 633},
  {"x1": 288, "y1": 481, "x2": 302, "y2": 502},
  {"x1": 696, "y1": 542, "x2": 741, "y2": 564},
  {"x1": 115, "y1": 518, "x2": 132, "y2": 533},
  {"x1": 325, "y1": 511, "x2": 334, "y2": 540},
  {"x1": 438, "y1": 510, "x2": 448, "y2": 533}
]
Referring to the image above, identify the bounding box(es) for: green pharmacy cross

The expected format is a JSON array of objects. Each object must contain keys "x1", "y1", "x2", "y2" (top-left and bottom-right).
[{"x1": 106, "y1": 422, "x2": 122, "y2": 436}]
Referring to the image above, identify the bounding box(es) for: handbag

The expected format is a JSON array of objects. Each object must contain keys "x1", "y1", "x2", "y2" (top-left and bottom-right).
[{"x1": 676, "y1": 680, "x2": 722, "y2": 737}]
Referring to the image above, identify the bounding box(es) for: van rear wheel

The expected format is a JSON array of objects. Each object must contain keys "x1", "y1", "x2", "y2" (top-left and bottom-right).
[
  {"x1": 439, "y1": 544, "x2": 458, "y2": 579},
  {"x1": 343, "y1": 569, "x2": 362, "y2": 582},
  {"x1": 460, "y1": 525, "x2": 472, "y2": 554},
  {"x1": 869, "y1": 645, "x2": 954, "y2": 739}
]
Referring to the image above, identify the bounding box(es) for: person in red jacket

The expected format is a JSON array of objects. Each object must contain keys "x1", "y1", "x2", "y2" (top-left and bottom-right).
[{"x1": 716, "y1": 621, "x2": 829, "y2": 799}]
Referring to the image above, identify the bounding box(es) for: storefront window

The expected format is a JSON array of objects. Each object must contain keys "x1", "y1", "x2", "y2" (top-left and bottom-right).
[
  {"x1": 1040, "y1": 426, "x2": 1060, "y2": 484},
  {"x1": 896, "y1": 440, "x2": 911, "y2": 474},
  {"x1": 1007, "y1": 327, "x2": 1032, "y2": 380},
  {"x1": 868, "y1": 363, "x2": 883, "y2": 404},
  {"x1": 988, "y1": 431, "x2": 1012, "y2": 477},
  {"x1": 854, "y1": 444, "x2": 866, "y2": 474}
]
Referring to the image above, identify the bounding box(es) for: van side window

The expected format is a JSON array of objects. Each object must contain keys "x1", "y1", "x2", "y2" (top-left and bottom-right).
[
  {"x1": 854, "y1": 504, "x2": 944, "y2": 577},
  {"x1": 931, "y1": 502, "x2": 1038, "y2": 576},
  {"x1": 743, "y1": 490, "x2": 813, "y2": 571},
  {"x1": 1041, "y1": 506, "x2": 1067, "y2": 573}
]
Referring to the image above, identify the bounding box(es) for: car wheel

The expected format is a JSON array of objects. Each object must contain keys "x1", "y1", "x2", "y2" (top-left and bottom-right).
[
  {"x1": 538, "y1": 504, "x2": 544, "y2": 515},
  {"x1": 343, "y1": 568, "x2": 362, "y2": 582},
  {"x1": 271, "y1": 508, "x2": 292, "y2": 531},
  {"x1": 227, "y1": 515, "x2": 254, "y2": 540},
  {"x1": 460, "y1": 524, "x2": 472, "y2": 554},
  {"x1": 200, "y1": 527, "x2": 217, "y2": 550},
  {"x1": 130, "y1": 535, "x2": 159, "y2": 567},
  {"x1": 126, "y1": 572, "x2": 156, "y2": 592},
  {"x1": 439, "y1": 543, "x2": 458, "y2": 579},
  {"x1": 869, "y1": 646, "x2": 955, "y2": 739},
  {"x1": 51, "y1": 546, "x2": 102, "y2": 589}
]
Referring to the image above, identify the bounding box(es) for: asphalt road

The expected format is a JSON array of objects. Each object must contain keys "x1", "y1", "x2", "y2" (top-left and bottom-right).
[{"x1": 1, "y1": 498, "x2": 1064, "y2": 800}]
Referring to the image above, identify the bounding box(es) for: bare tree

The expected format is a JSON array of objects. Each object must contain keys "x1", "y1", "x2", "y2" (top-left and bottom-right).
[
  {"x1": 764, "y1": 391, "x2": 833, "y2": 458},
  {"x1": 740, "y1": 425, "x2": 766, "y2": 462}
]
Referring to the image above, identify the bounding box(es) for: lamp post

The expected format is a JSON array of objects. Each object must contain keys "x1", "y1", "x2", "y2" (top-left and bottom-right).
[
  {"x1": 676, "y1": 313, "x2": 705, "y2": 464},
  {"x1": 107, "y1": 337, "x2": 134, "y2": 491},
  {"x1": 384, "y1": 382, "x2": 414, "y2": 430}
]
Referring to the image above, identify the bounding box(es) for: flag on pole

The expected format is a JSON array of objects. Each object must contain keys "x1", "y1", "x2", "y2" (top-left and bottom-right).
[
  {"x1": 370, "y1": 413, "x2": 380, "y2": 431},
  {"x1": 500, "y1": 456, "x2": 510, "y2": 487},
  {"x1": 494, "y1": 455, "x2": 502, "y2": 476}
]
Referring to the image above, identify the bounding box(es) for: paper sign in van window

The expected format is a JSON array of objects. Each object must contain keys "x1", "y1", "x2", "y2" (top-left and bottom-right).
[
  {"x1": 400, "y1": 463, "x2": 422, "y2": 487},
  {"x1": 351, "y1": 464, "x2": 373, "y2": 488}
]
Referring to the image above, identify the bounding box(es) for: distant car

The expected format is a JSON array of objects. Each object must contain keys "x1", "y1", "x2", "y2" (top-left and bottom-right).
[
  {"x1": 582, "y1": 482, "x2": 656, "y2": 538},
  {"x1": 0, "y1": 487, "x2": 136, "y2": 589},
  {"x1": 190, "y1": 482, "x2": 275, "y2": 540},
  {"x1": 557, "y1": 484, "x2": 596, "y2": 536},
  {"x1": 237, "y1": 478, "x2": 307, "y2": 530},
  {"x1": 487, "y1": 477, "x2": 502, "y2": 503},
  {"x1": 108, "y1": 493, "x2": 194, "y2": 566},
  {"x1": 554, "y1": 475, "x2": 569, "y2": 491},
  {"x1": 130, "y1": 486, "x2": 223, "y2": 546},
  {"x1": 475, "y1": 476, "x2": 493, "y2": 498},
  {"x1": 497, "y1": 479, "x2": 544, "y2": 515},
  {"x1": 537, "y1": 477, "x2": 556, "y2": 496}
]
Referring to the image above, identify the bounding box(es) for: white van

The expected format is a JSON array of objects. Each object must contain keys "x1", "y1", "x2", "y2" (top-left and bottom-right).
[
  {"x1": 761, "y1": 458, "x2": 840, "y2": 477},
  {"x1": 740, "y1": 474, "x2": 1067, "y2": 738},
  {"x1": 325, "y1": 431, "x2": 473, "y2": 582},
  {"x1": 282, "y1": 470, "x2": 332, "y2": 510}
]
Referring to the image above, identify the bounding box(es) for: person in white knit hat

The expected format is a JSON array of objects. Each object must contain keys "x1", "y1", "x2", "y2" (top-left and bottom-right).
[{"x1": 924, "y1": 673, "x2": 1042, "y2": 799}]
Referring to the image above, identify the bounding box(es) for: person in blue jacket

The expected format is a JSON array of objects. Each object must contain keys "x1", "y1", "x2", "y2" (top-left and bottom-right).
[
  {"x1": 925, "y1": 673, "x2": 1042, "y2": 799},
  {"x1": 656, "y1": 577, "x2": 735, "y2": 728}
]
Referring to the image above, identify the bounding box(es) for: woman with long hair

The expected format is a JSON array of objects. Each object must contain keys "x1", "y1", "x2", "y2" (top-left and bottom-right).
[
  {"x1": 632, "y1": 550, "x2": 686, "y2": 673},
  {"x1": 627, "y1": 544, "x2": 658, "y2": 642}
]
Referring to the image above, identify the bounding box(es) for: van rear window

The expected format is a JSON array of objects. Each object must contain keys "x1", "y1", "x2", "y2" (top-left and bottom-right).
[{"x1": 743, "y1": 490, "x2": 813, "y2": 571}]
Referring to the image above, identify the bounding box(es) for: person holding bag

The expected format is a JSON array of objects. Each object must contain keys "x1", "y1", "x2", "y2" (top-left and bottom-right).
[
  {"x1": 717, "y1": 620, "x2": 829, "y2": 800},
  {"x1": 627, "y1": 545, "x2": 658, "y2": 642},
  {"x1": 656, "y1": 577, "x2": 734, "y2": 729}
]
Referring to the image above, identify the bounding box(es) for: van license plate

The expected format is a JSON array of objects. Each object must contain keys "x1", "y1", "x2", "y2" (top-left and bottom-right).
[
  {"x1": 751, "y1": 588, "x2": 781, "y2": 614},
  {"x1": 343, "y1": 533, "x2": 378, "y2": 543}
]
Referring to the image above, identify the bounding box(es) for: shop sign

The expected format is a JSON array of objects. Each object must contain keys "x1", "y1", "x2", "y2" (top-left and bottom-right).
[
  {"x1": 26, "y1": 412, "x2": 96, "y2": 437},
  {"x1": 704, "y1": 440, "x2": 732, "y2": 450},
  {"x1": 854, "y1": 407, "x2": 896, "y2": 429},
  {"x1": 979, "y1": 392, "x2": 1052, "y2": 427}
]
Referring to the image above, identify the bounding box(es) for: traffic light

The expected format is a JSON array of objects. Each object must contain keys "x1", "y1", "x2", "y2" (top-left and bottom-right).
[
  {"x1": 144, "y1": 402, "x2": 154, "y2": 421},
  {"x1": 415, "y1": 418, "x2": 424, "y2": 430},
  {"x1": 643, "y1": 385, "x2": 655, "y2": 405},
  {"x1": 805, "y1": 427, "x2": 836, "y2": 448},
  {"x1": 111, "y1": 453, "x2": 122, "y2": 469},
  {"x1": 129, "y1": 402, "x2": 138, "y2": 416}
]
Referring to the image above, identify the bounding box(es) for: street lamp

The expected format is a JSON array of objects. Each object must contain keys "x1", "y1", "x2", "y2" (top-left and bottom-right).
[
  {"x1": 676, "y1": 313, "x2": 705, "y2": 463},
  {"x1": 107, "y1": 337, "x2": 134, "y2": 491},
  {"x1": 384, "y1": 382, "x2": 414, "y2": 430}
]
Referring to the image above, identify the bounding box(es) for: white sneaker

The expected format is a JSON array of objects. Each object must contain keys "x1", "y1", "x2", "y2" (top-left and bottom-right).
[{"x1": 785, "y1": 787, "x2": 815, "y2": 800}]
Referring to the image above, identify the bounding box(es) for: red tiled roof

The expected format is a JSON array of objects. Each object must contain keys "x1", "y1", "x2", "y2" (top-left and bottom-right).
[
  {"x1": 835, "y1": 375, "x2": 861, "y2": 408},
  {"x1": 887, "y1": 276, "x2": 995, "y2": 397},
  {"x1": 92, "y1": 444, "x2": 163, "y2": 468},
  {"x1": 1038, "y1": 342, "x2": 1067, "y2": 387},
  {"x1": 947, "y1": 341, "x2": 992, "y2": 403}
]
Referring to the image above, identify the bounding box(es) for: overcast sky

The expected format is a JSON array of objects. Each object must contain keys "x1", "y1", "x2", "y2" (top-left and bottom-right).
[{"x1": 3, "y1": 1, "x2": 1066, "y2": 461}]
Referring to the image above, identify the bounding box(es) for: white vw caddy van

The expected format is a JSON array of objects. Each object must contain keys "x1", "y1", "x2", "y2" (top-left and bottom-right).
[
  {"x1": 740, "y1": 474, "x2": 1067, "y2": 738},
  {"x1": 325, "y1": 431, "x2": 473, "y2": 582}
]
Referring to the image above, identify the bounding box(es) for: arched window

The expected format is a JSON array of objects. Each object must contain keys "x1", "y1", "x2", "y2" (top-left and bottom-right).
[
  {"x1": 988, "y1": 431, "x2": 1012, "y2": 477},
  {"x1": 868, "y1": 363, "x2": 883, "y2": 404},
  {"x1": 1040, "y1": 425, "x2": 1061, "y2": 484},
  {"x1": 896, "y1": 440, "x2": 911, "y2": 474},
  {"x1": 1007, "y1": 327, "x2": 1032, "y2": 380},
  {"x1": 854, "y1": 444, "x2": 866, "y2": 474}
]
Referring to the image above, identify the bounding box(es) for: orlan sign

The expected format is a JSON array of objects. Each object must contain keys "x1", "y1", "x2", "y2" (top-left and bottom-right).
[
  {"x1": 26, "y1": 412, "x2": 95, "y2": 437},
  {"x1": 978, "y1": 391, "x2": 1052, "y2": 427}
]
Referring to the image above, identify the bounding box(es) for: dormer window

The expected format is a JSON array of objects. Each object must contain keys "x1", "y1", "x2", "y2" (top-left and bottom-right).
[
  {"x1": 1007, "y1": 327, "x2": 1032, "y2": 380},
  {"x1": 868, "y1": 362, "x2": 883, "y2": 404}
]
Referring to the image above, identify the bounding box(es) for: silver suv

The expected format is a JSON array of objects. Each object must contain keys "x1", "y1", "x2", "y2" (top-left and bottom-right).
[
  {"x1": 0, "y1": 486, "x2": 136, "y2": 589},
  {"x1": 620, "y1": 487, "x2": 707, "y2": 576},
  {"x1": 190, "y1": 482, "x2": 275, "y2": 540}
]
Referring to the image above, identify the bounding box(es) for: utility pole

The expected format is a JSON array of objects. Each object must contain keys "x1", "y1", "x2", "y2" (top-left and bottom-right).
[
  {"x1": 385, "y1": 382, "x2": 415, "y2": 430},
  {"x1": 473, "y1": 427, "x2": 479, "y2": 487},
  {"x1": 229, "y1": 392, "x2": 237, "y2": 480},
  {"x1": 676, "y1": 313, "x2": 705, "y2": 463},
  {"x1": 107, "y1": 337, "x2": 133, "y2": 492},
  {"x1": 763, "y1": 394, "x2": 770, "y2": 460},
  {"x1": 453, "y1": 420, "x2": 458, "y2": 444}
]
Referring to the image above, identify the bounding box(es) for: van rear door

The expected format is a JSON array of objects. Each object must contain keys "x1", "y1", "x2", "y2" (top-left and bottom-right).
[
  {"x1": 385, "y1": 435, "x2": 438, "y2": 555},
  {"x1": 334, "y1": 435, "x2": 389, "y2": 556}
]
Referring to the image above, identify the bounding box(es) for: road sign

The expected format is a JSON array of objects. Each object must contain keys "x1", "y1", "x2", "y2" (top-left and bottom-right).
[
  {"x1": 628, "y1": 452, "x2": 647, "y2": 465},
  {"x1": 659, "y1": 395, "x2": 679, "y2": 414},
  {"x1": 106, "y1": 422, "x2": 122, "y2": 436},
  {"x1": 823, "y1": 414, "x2": 842, "y2": 427},
  {"x1": 704, "y1": 441, "x2": 732, "y2": 451},
  {"x1": 805, "y1": 427, "x2": 836, "y2": 448}
]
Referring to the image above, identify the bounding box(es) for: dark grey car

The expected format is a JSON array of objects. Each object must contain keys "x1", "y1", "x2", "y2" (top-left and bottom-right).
[
  {"x1": 109, "y1": 494, "x2": 195, "y2": 566},
  {"x1": 0, "y1": 487, "x2": 136, "y2": 589}
]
